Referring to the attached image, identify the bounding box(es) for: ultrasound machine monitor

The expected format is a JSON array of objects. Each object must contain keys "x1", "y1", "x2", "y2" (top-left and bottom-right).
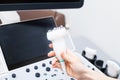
[
  {"x1": 0, "y1": 0, "x2": 84, "y2": 11},
  {"x1": 0, "y1": 17, "x2": 55, "y2": 70}
]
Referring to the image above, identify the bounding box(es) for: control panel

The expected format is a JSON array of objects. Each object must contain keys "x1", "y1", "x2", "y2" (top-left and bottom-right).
[
  {"x1": 0, "y1": 51, "x2": 104, "y2": 80},
  {"x1": 0, "y1": 48, "x2": 120, "y2": 80},
  {"x1": 0, "y1": 57, "x2": 75, "y2": 80}
]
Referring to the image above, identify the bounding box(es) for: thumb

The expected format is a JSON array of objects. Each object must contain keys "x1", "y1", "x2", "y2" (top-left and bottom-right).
[{"x1": 61, "y1": 51, "x2": 69, "y2": 62}]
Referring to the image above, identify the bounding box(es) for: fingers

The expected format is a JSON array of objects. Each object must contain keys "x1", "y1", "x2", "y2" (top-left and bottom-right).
[
  {"x1": 52, "y1": 57, "x2": 58, "y2": 65},
  {"x1": 48, "y1": 50, "x2": 61, "y2": 69},
  {"x1": 52, "y1": 57, "x2": 61, "y2": 69},
  {"x1": 61, "y1": 49, "x2": 76, "y2": 64},
  {"x1": 48, "y1": 51, "x2": 56, "y2": 57},
  {"x1": 61, "y1": 52, "x2": 66, "y2": 62},
  {"x1": 48, "y1": 49, "x2": 70, "y2": 64},
  {"x1": 48, "y1": 43, "x2": 62, "y2": 69},
  {"x1": 61, "y1": 49, "x2": 70, "y2": 62},
  {"x1": 49, "y1": 44, "x2": 53, "y2": 48}
]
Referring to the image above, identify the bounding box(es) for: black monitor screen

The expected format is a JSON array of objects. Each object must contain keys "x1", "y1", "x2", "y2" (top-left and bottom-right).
[
  {"x1": 0, "y1": 17, "x2": 55, "y2": 70},
  {"x1": 0, "y1": 0, "x2": 84, "y2": 11}
]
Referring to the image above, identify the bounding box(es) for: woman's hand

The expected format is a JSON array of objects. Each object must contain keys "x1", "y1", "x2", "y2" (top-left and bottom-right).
[{"x1": 48, "y1": 44, "x2": 117, "y2": 80}]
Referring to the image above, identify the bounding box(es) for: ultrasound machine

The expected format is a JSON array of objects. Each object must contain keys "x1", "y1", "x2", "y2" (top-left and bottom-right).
[{"x1": 0, "y1": 0, "x2": 120, "y2": 80}]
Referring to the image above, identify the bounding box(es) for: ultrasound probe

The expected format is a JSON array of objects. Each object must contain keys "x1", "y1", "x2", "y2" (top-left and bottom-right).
[{"x1": 47, "y1": 26, "x2": 69, "y2": 80}]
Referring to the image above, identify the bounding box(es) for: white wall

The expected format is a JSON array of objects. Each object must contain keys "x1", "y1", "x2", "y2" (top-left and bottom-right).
[{"x1": 57, "y1": 0, "x2": 120, "y2": 62}]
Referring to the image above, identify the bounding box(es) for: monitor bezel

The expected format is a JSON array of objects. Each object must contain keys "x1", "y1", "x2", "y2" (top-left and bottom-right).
[{"x1": 0, "y1": 1, "x2": 84, "y2": 11}]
